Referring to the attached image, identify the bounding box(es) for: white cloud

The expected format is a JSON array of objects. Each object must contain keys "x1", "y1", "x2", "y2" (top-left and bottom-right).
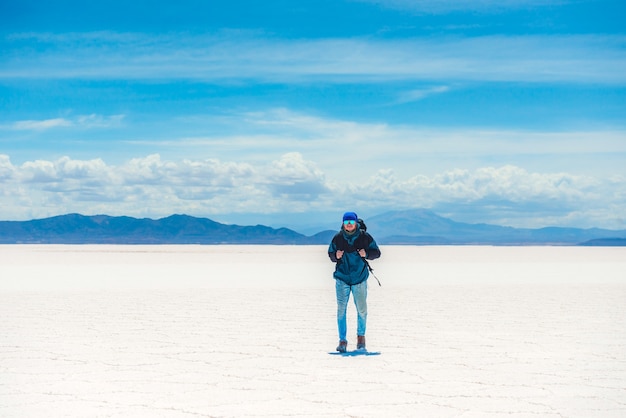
[
  {"x1": 268, "y1": 152, "x2": 325, "y2": 184},
  {"x1": 0, "y1": 154, "x2": 15, "y2": 180},
  {"x1": 55, "y1": 156, "x2": 110, "y2": 179},
  {"x1": 18, "y1": 156, "x2": 110, "y2": 184},
  {"x1": 357, "y1": 166, "x2": 598, "y2": 204},
  {"x1": 20, "y1": 159, "x2": 59, "y2": 183},
  {"x1": 266, "y1": 152, "x2": 329, "y2": 200},
  {"x1": 0, "y1": 153, "x2": 624, "y2": 229},
  {"x1": 119, "y1": 154, "x2": 175, "y2": 185}
]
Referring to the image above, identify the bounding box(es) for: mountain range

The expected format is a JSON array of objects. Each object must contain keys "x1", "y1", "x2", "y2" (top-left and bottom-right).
[{"x1": 1, "y1": 210, "x2": 625, "y2": 246}]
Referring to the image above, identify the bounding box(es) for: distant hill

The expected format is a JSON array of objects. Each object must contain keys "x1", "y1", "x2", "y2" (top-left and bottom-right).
[
  {"x1": 0, "y1": 214, "x2": 311, "y2": 244},
  {"x1": 578, "y1": 238, "x2": 626, "y2": 246},
  {"x1": 365, "y1": 209, "x2": 626, "y2": 246},
  {"x1": 1, "y1": 211, "x2": 625, "y2": 245}
]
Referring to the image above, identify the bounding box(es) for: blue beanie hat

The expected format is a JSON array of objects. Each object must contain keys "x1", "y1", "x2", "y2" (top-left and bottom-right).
[{"x1": 342, "y1": 211, "x2": 358, "y2": 222}]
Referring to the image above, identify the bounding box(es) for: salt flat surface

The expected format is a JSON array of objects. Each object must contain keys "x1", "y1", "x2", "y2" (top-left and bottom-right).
[{"x1": 1, "y1": 245, "x2": 625, "y2": 417}]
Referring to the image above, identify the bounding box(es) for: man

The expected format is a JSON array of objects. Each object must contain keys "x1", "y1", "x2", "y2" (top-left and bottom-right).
[{"x1": 328, "y1": 211, "x2": 381, "y2": 352}]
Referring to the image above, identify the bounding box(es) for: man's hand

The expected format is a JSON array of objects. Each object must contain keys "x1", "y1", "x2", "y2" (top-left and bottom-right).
[
  {"x1": 336, "y1": 250, "x2": 344, "y2": 259},
  {"x1": 357, "y1": 249, "x2": 366, "y2": 258}
]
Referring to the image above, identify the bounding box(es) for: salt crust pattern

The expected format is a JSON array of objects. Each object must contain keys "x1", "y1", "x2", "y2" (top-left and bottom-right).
[{"x1": 1, "y1": 245, "x2": 625, "y2": 417}]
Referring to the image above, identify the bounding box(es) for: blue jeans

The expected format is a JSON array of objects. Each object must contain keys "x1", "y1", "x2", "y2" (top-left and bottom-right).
[{"x1": 336, "y1": 279, "x2": 368, "y2": 341}]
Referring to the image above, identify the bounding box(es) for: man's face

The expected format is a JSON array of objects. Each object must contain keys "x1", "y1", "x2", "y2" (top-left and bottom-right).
[{"x1": 343, "y1": 220, "x2": 357, "y2": 231}]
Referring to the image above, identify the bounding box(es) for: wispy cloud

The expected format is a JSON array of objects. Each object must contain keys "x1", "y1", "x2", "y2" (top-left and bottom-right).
[
  {"x1": 12, "y1": 118, "x2": 73, "y2": 130},
  {"x1": 7, "y1": 114, "x2": 125, "y2": 131},
  {"x1": 395, "y1": 85, "x2": 451, "y2": 104},
  {"x1": 167, "y1": 108, "x2": 626, "y2": 155},
  {"x1": 76, "y1": 114, "x2": 125, "y2": 128},
  {"x1": 2, "y1": 32, "x2": 625, "y2": 84}
]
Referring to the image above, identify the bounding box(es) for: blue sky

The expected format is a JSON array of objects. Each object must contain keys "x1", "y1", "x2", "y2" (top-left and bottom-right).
[{"x1": 1, "y1": 0, "x2": 625, "y2": 231}]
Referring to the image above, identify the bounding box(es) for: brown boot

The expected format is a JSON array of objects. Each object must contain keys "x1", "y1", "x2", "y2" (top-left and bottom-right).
[
  {"x1": 336, "y1": 340, "x2": 348, "y2": 353},
  {"x1": 357, "y1": 336, "x2": 366, "y2": 351}
]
